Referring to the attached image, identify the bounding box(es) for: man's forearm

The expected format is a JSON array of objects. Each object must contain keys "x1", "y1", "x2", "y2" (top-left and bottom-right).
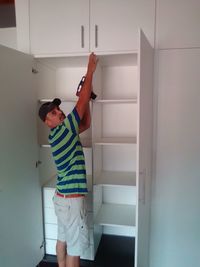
[
  {"x1": 79, "y1": 103, "x2": 91, "y2": 133},
  {"x1": 76, "y1": 53, "x2": 98, "y2": 119}
]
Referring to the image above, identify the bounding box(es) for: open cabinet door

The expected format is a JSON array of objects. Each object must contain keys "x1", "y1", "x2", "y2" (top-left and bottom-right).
[
  {"x1": 136, "y1": 30, "x2": 154, "y2": 267},
  {"x1": 0, "y1": 45, "x2": 44, "y2": 267}
]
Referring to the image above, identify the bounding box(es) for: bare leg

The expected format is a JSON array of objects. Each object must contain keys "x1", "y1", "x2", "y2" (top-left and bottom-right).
[
  {"x1": 56, "y1": 240, "x2": 66, "y2": 267},
  {"x1": 66, "y1": 255, "x2": 80, "y2": 267}
]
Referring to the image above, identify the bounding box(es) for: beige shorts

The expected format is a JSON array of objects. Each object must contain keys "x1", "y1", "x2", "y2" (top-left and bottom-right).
[{"x1": 53, "y1": 194, "x2": 89, "y2": 256}]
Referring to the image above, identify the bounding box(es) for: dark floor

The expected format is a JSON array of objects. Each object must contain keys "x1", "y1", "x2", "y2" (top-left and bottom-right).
[{"x1": 37, "y1": 235, "x2": 135, "y2": 267}]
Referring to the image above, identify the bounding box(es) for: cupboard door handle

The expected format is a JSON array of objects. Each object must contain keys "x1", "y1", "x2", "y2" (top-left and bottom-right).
[
  {"x1": 81, "y1": 25, "x2": 84, "y2": 48},
  {"x1": 95, "y1": 25, "x2": 98, "y2": 48}
]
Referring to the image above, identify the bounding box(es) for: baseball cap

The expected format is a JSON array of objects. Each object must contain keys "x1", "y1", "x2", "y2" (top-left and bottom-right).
[{"x1": 38, "y1": 98, "x2": 61, "y2": 121}]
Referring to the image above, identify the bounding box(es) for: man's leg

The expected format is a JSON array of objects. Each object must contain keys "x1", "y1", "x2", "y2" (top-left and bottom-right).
[
  {"x1": 56, "y1": 240, "x2": 66, "y2": 267},
  {"x1": 66, "y1": 255, "x2": 80, "y2": 267}
]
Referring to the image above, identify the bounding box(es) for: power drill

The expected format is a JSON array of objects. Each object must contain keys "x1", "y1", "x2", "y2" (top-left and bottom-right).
[{"x1": 76, "y1": 76, "x2": 97, "y2": 100}]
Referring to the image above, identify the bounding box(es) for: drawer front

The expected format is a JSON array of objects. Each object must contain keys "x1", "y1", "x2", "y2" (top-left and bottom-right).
[
  {"x1": 43, "y1": 188, "x2": 55, "y2": 208},
  {"x1": 44, "y1": 207, "x2": 57, "y2": 224}
]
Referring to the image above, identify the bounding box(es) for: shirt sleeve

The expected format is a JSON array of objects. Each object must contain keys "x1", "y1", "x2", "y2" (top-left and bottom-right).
[{"x1": 64, "y1": 107, "x2": 80, "y2": 134}]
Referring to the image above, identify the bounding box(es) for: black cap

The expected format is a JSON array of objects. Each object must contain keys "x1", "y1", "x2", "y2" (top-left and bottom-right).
[{"x1": 38, "y1": 98, "x2": 61, "y2": 121}]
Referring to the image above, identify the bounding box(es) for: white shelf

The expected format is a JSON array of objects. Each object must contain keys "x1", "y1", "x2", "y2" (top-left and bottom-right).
[
  {"x1": 94, "y1": 203, "x2": 136, "y2": 228},
  {"x1": 39, "y1": 98, "x2": 77, "y2": 103},
  {"x1": 95, "y1": 99, "x2": 137, "y2": 104},
  {"x1": 94, "y1": 171, "x2": 136, "y2": 187},
  {"x1": 40, "y1": 138, "x2": 92, "y2": 148},
  {"x1": 93, "y1": 137, "x2": 137, "y2": 145}
]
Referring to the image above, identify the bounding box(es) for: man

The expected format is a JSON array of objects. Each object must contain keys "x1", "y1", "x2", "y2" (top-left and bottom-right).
[{"x1": 38, "y1": 53, "x2": 98, "y2": 267}]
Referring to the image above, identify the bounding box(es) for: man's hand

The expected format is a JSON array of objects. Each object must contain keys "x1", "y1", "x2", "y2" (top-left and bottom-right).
[{"x1": 88, "y1": 52, "x2": 98, "y2": 74}]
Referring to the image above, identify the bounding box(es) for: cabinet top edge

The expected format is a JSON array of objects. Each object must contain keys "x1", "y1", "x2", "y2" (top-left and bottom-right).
[{"x1": 32, "y1": 50, "x2": 138, "y2": 59}]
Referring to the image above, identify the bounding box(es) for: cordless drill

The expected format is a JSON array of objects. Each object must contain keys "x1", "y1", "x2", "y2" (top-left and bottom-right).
[{"x1": 76, "y1": 76, "x2": 97, "y2": 100}]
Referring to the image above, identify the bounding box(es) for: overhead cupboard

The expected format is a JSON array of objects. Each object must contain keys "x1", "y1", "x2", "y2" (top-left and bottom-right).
[
  {"x1": 27, "y1": 0, "x2": 152, "y2": 55},
  {"x1": 35, "y1": 30, "x2": 154, "y2": 267}
]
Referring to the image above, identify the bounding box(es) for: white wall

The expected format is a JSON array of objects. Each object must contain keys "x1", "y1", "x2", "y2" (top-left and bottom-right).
[{"x1": 150, "y1": 1, "x2": 200, "y2": 267}]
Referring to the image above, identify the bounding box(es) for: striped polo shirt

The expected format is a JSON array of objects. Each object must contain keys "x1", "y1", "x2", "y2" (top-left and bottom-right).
[{"x1": 48, "y1": 107, "x2": 88, "y2": 195}]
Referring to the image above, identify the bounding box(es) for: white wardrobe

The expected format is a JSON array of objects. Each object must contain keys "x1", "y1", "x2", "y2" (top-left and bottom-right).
[
  {"x1": 1, "y1": 1, "x2": 154, "y2": 266},
  {"x1": 36, "y1": 29, "x2": 153, "y2": 267}
]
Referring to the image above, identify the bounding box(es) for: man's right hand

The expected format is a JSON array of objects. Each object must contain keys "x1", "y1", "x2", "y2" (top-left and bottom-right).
[{"x1": 88, "y1": 52, "x2": 98, "y2": 73}]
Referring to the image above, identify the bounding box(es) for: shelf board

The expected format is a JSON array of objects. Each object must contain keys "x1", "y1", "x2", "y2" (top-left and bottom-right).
[
  {"x1": 39, "y1": 99, "x2": 77, "y2": 103},
  {"x1": 94, "y1": 137, "x2": 136, "y2": 145},
  {"x1": 40, "y1": 138, "x2": 92, "y2": 148},
  {"x1": 94, "y1": 171, "x2": 136, "y2": 187},
  {"x1": 94, "y1": 203, "x2": 136, "y2": 228},
  {"x1": 39, "y1": 98, "x2": 137, "y2": 104},
  {"x1": 95, "y1": 99, "x2": 137, "y2": 104}
]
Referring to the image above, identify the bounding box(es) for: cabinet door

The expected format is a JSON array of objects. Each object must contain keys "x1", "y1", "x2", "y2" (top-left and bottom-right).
[
  {"x1": 90, "y1": 0, "x2": 154, "y2": 52},
  {"x1": 0, "y1": 45, "x2": 43, "y2": 267},
  {"x1": 29, "y1": 0, "x2": 89, "y2": 55},
  {"x1": 136, "y1": 31, "x2": 154, "y2": 267}
]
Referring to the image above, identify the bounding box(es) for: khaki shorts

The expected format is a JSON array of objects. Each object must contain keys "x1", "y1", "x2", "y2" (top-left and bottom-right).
[{"x1": 53, "y1": 194, "x2": 89, "y2": 256}]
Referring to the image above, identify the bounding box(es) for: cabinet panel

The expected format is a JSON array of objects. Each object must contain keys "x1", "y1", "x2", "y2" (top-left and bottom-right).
[
  {"x1": 29, "y1": 0, "x2": 89, "y2": 55},
  {"x1": 90, "y1": 0, "x2": 155, "y2": 52},
  {"x1": 0, "y1": 45, "x2": 44, "y2": 266},
  {"x1": 35, "y1": 33, "x2": 153, "y2": 265}
]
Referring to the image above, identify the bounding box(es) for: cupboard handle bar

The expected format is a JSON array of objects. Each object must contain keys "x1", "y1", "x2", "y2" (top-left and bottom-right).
[
  {"x1": 81, "y1": 25, "x2": 84, "y2": 48},
  {"x1": 95, "y1": 25, "x2": 98, "y2": 48}
]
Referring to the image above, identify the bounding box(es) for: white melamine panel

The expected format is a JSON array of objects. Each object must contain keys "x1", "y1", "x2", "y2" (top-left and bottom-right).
[
  {"x1": 150, "y1": 49, "x2": 200, "y2": 267},
  {"x1": 101, "y1": 65, "x2": 138, "y2": 100},
  {"x1": 29, "y1": 0, "x2": 89, "y2": 55},
  {"x1": 93, "y1": 145, "x2": 136, "y2": 184},
  {"x1": 93, "y1": 185, "x2": 103, "y2": 218},
  {"x1": 45, "y1": 224, "x2": 57, "y2": 240},
  {"x1": 90, "y1": 0, "x2": 155, "y2": 51},
  {"x1": 0, "y1": 45, "x2": 43, "y2": 266},
  {"x1": 102, "y1": 145, "x2": 137, "y2": 172},
  {"x1": 56, "y1": 67, "x2": 87, "y2": 100},
  {"x1": 43, "y1": 189, "x2": 55, "y2": 208},
  {"x1": 85, "y1": 192, "x2": 93, "y2": 212},
  {"x1": 156, "y1": 0, "x2": 200, "y2": 48},
  {"x1": 102, "y1": 103, "x2": 137, "y2": 138},
  {"x1": 44, "y1": 208, "x2": 57, "y2": 224},
  {"x1": 94, "y1": 171, "x2": 136, "y2": 187},
  {"x1": 94, "y1": 203, "x2": 136, "y2": 228},
  {"x1": 103, "y1": 186, "x2": 136, "y2": 205},
  {"x1": 136, "y1": 30, "x2": 154, "y2": 267},
  {"x1": 84, "y1": 148, "x2": 92, "y2": 175},
  {"x1": 39, "y1": 149, "x2": 57, "y2": 186},
  {"x1": 45, "y1": 239, "x2": 56, "y2": 255},
  {"x1": 103, "y1": 225, "x2": 136, "y2": 237},
  {"x1": 36, "y1": 61, "x2": 56, "y2": 100},
  {"x1": 94, "y1": 137, "x2": 137, "y2": 145}
]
